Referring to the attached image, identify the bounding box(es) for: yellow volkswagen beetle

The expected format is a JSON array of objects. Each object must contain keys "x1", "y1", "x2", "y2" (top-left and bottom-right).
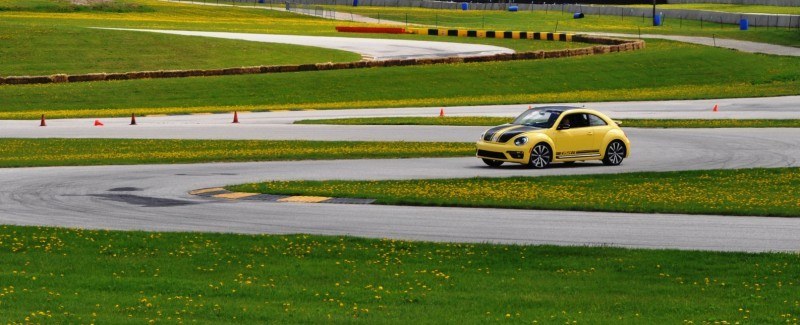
[{"x1": 476, "y1": 106, "x2": 630, "y2": 168}]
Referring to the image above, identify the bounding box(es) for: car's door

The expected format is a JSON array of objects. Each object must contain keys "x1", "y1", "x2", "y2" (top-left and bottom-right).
[
  {"x1": 553, "y1": 113, "x2": 594, "y2": 159},
  {"x1": 586, "y1": 113, "x2": 612, "y2": 152}
]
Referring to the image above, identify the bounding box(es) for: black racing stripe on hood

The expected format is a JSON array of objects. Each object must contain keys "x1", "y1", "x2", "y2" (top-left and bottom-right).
[
  {"x1": 498, "y1": 126, "x2": 538, "y2": 143},
  {"x1": 483, "y1": 124, "x2": 511, "y2": 141}
]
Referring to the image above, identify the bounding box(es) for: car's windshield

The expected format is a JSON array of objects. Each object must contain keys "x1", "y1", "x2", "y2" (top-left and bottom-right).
[{"x1": 511, "y1": 109, "x2": 562, "y2": 128}]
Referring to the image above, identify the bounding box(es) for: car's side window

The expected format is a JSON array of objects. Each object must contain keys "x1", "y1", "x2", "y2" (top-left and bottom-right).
[
  {"x1": 560, "y1": 113, "x2": 589, "y2": 129},
  {"x1": 588, "y1": 114, "x2": 608, "y2": 127}
]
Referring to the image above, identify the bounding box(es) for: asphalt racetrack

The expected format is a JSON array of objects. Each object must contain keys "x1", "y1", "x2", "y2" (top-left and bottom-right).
[
  {"x1": 1, "y1": 97, "x2": 799, "y2": 252},
  {"x1": 2, "y1": 96, "x2": 798, "y2": 140},
  {"x1": 95, "y1": 28, "x2": 515, "y2": 60}
]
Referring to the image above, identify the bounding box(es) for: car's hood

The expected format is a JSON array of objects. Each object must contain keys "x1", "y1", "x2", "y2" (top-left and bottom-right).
[{"x1": 482, "y1": 124, "x2": 547, "y2": 142}]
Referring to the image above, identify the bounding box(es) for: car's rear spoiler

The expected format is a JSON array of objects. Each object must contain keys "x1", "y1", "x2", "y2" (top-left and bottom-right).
[{"x1": 614, "y1": 120, "x2": 623, "y2": 126}]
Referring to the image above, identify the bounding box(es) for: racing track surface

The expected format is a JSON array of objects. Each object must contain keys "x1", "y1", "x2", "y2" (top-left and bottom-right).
[
  {"x1": 95, "y1": 28, "x2": 515, "y2": 61},
  {"x1": 1, "y1": 125, "x2": 799, "y2": 252},
  {"x1": 2, "y1": 96, "x2": 798, "y2": 140}
]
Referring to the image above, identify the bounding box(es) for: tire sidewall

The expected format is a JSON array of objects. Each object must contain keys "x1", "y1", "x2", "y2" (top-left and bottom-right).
[
  {"x1": 529, "y1": 143, "x2": 552, "y2": 169},
  {"x1": 603, "y1": 140, "x2": 626, "y2": 166}
]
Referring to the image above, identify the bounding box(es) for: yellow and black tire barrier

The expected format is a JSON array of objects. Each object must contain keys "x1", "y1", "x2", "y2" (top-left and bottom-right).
[{"x1": 408, "y1": 28, "x2": 574, "y2": 42}]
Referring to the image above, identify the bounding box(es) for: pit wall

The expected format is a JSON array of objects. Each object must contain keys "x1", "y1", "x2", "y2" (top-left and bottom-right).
[{"x1": 0, "y1": 34, "x2": 643, "y2": 86}]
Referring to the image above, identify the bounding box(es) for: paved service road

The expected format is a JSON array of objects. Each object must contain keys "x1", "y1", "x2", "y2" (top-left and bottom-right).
[
  {"x1": 579, "y1": 32, "x2": 800, "y2": 57},
  {"x1": 96, "y1": 28, "x2": 514, "y2": 60},
  {"x1": 1, "y1": 127, "x2": 799, "y2": 252},
  {"x1": 2, "y1": 96, "x2": 798, "y2": 140}
]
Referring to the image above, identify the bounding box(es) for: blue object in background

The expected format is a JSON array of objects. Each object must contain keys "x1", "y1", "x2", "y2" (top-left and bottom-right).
[
  {"x1": 508, "y1": 5, "x2": 518, "y2": 12},
  {"x1": 352, "y1": 0, "x2": 358, "y2": 6},
  {"x1": 653, "y1": 14, "x2": 662, "y2": 26},
  {"x1": 461, "y1": 2, "x2": 468, "y2": 10},
  {"x1": 258, "y1": 0, "x2": 264, "y2": 3},
  {"x1": 740, "y1": 19, "x2": 749, "y2": 30},
  {"x1": 573, "y1": 12, "x2": 584, "y2": 19}
]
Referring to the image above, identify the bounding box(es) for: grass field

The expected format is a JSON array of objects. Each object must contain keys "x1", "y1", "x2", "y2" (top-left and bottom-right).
[
  {"x1": 295, "y1": 116, "x2": 800, "y2": 128},
  {"x1": 317, "y1": 4, "x2": 800, "y2": 47},
  {"x1": 0, "y1": 0, "x2": 148, "y2": 12},
  {"x1": 229, "y1": 168, "x2": 800, "y2": 217},
  {"x1": 0, "y1": 139, "x2": 473, "y2": 167},
  {"x1": 2, "y1": 39, "x2": 798, "y2": 119},
  {"x1": 0, "y1": 0, "x2": 583, "y2": 76},
  {"x1": 624, "y1": 3, "x2": 800, "y2": 15},
  {"x1": 0, "y1": 20, "x2": 360, "y2": 76},
  {"x1": 0, "y1": 225, "x2": 798, "y2": 323}
]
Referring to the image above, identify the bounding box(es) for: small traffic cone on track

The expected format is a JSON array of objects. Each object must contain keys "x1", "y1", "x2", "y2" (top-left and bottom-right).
[
  {"x1": 39, "y1": 114, "x2": 46, "y2": 127},
  {"x1": 94, "y1": 120, "x2": 104, "y2": 126},
  {"x1": 712, "y1": 104, "x2": 719, "y2": 112},
  {"x1": 232, "y1": 111, "x2": 239, "y2": 124},
  {"x1": 439, "y1": 108, "x2": 445, "y2": 117},
  {"x1": 130, "y1": 113, "x2": 137, "y2": 126}
]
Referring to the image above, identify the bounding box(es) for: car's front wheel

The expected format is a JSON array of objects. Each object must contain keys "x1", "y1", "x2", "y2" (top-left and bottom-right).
[
  {"x1": 482, "y1": 158, "x2": 504, "y2": 167},
  {"x1": 528, "y1": 143, "x2": 552, "y2": 169},
  {"x1": 602, "y1": 140, "x2": 626, "y2": 166}
]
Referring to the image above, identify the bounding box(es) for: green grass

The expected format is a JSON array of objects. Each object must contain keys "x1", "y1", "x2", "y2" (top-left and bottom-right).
[
  {"x1": 0, "y1": 0, "x2": 149, "y2": 12},
  {"x1": 0, "y1": 0, "x2": 581, "y2": 76},
  {"x1": 321, "y1": 4, "x2": 800, "y2": 47},
  {"x1": 620, "y1": 118, "x2": 800, "y2": 128},
  {"x1": 229, "y1": 168, "x2": 800, "y2": 217},
  {"x1": 1, "y1": 225, "x2": 798, "y2": 323},
  {"x1": 2, "y1": 40, "x2": 799, "y2": 119},
  {"x1": 624, "y1": 3, "x2": 800, "y2": 15},
  {"x1": 0, "y1": 139, "x2": 473, "y2": 167},
  {"x1": 0, "y1": 20, "x2": 360, "y2": 76},
  {"x1": 295, "y1": 116, "x2": 800, "y2": 128},
  {"x1": 297, "y1": 116, "x2": 517, "y2": 126}
]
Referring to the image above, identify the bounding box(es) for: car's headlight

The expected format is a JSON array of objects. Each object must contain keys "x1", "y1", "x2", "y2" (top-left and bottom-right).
[{"x1": 514, "y1": 136, "x2": 528, "y2": 146}]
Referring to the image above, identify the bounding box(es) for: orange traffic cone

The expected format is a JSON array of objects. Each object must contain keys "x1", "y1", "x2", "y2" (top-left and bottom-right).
[
  {"x1": 439, "y1": 108, "x2": 445, "y2": 117},
  {"x1": 528, "y1": 105, "x2": 532, "y2": 109},
  {"x1": 39, "y1": 114, "x2": 46, "y2": 127},
  {"x1": 130, "y1": 113, "x2": 137, "y2": 126},
  {"x1": 94, "y1": 120, "x2": 104, "y2": 126},
  {"x1": 232, "y1": 111, "x2": 239, "y2": 124},
  {"x1": 712, "y1": 104, "x2": 718, "y2": 112}
]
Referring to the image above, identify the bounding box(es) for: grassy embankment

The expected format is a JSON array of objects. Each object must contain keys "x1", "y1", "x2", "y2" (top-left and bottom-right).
[
  {"x1": 2, "y1": 39, "x2": 799, "y2": 119},
  {"x1": 295, "y1": 116, "x2": 800, "y2": 128},
  {"x1": 0, "y1": 0, "x2": 581, "y2": 76},
  {"x1": 0, "y1": 0, "x2": 148, "y2": 12},
  {"x1": 0, "y1": 225, "x2": 798, "y2": 323},
  {"x1": 229, "y1": 168, "x2": 800, "y2": 217},
  {"x1": 0, "y1": 0, "x2": 797, "y2": 120},
  {"x1": 0, "y1": 1, "x2": 362, "y2": 76},
  {"x1": 0, "y1": 139, "x2": 473, "y2": 167}
]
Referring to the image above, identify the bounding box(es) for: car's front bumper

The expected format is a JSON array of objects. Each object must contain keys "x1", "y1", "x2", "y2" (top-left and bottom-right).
[{"x1": 475, "y1": 141, "x2": 529, "y2": 164}]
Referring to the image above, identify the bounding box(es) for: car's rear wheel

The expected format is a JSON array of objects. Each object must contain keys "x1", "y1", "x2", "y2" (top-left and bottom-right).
[
  {"x1": 528, "y1": 143, "x2": 552, "y2": 169},
  {"x1": 602, "y1": 140, "x2": 626, "y2": 166},
  {"x1": 482, "y1": 158, "x2": 504, "y2": 167}
]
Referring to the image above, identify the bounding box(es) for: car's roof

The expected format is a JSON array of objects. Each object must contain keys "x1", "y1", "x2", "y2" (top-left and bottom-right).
[{"x1": 530, "y1": 106, "x2": 583, "y2": 112}]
